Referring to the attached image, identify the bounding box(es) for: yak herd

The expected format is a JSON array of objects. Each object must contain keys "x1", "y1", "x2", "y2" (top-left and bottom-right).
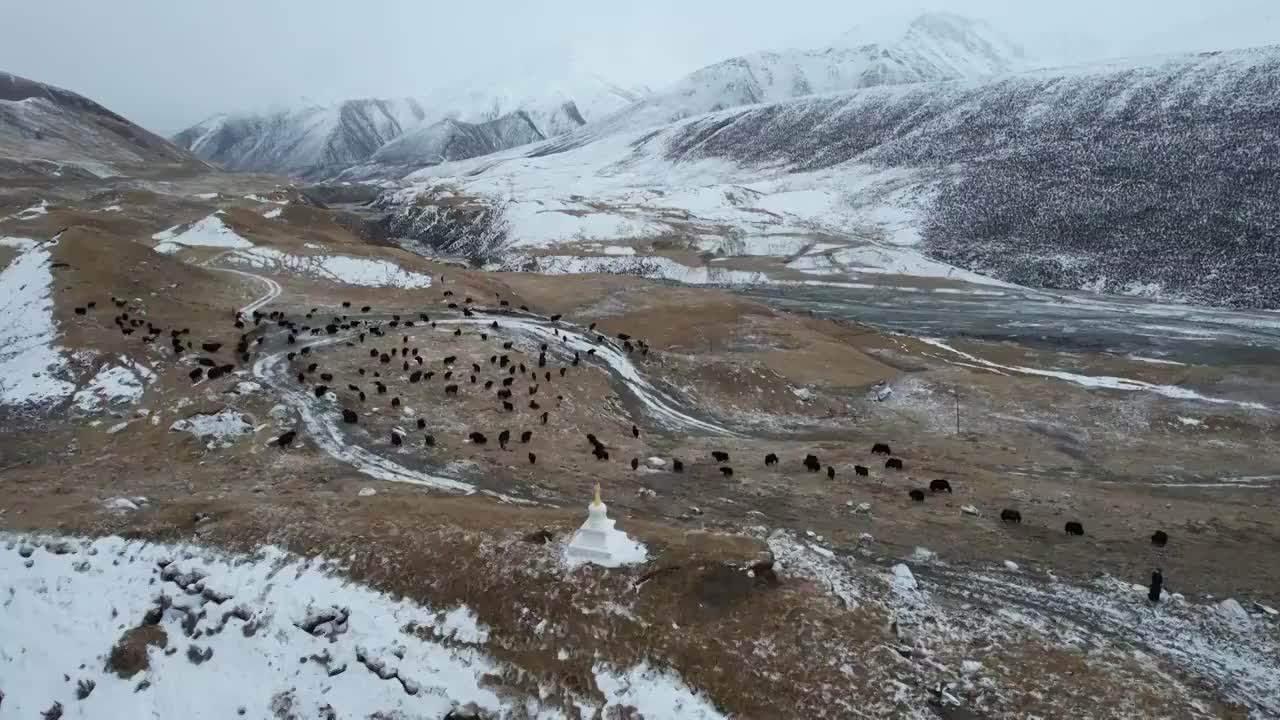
[{"x1": 86, "y1": 288, "x2": 1173, "y2": 558}]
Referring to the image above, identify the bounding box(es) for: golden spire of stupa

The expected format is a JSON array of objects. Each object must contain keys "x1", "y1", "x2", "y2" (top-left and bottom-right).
[{"x1": 593, "y1": 482, "x2": 602, "y2": 507}]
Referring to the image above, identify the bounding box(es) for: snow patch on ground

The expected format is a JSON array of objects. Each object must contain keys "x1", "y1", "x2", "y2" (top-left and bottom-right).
[
  {"x1": 920, "y1": 337, "x2": 1267, "y2": 409},
  {"x1": 169, "y1": 409, "x2": 254, "y2": 448},
  {"x1": 0, "y1": 237, "x2": 74, "y2": 406},
  {"x1": 151, "y1": 214, "x2": 252, "y2": 253},
  {"x1": 230, "y1": 247, "x2": 432, "y2": 288},
  {"x1": 594, "y1": 663, "x2": 727, "y2": 719},
  {"x1": 497, "y1": 254, "x2": 768, "y2": 286},
  {"x1": 1, "y1": 534, "x2": 727, "y2": 718},
  {"x1": 72, "y1": 357, "x2": 154, "y2": 413},
  {"x1": 263, "y1": 207, "x2": 283, "y2": 219},
  {"x1": 13, "y1": 199, "x2": 49, "y2": 219}
]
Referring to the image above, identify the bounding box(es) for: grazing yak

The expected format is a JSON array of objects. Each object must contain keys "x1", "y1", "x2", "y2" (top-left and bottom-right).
[
  {"x1": 871, "y1": 443, "x2": 891, "y2": 455},
  {"x1": 764, "y1": 453, "x2": 779, "y2": 466},
  {"x1": 468, "y1": 432, "x2": 488, "y2": 445},
  {"x1": 314, "y1": 385, "x2": 329, "y2": 398},
  {"x1": 1065, "y1": 521, "x2": 1085, "y2": 536},
  {"x1": 803, "y1": 454, "x2": 821, "y2": 472},
  {"x1": 854, "y1": 465, "x2": 869, "y2": 477},
  {"x1": 424, "y1": 435, "x2": 436, "y2": 447},
  {"x1": 188, "y1": 368, "x2": 204, "y2": 382},
  {"x1": 390, "y1": 432, "x2": 402, "y2": 446},
  {"x1": 631, "y1": 425, "x2": 640, "y2": 438},
  {"x1": 712, "y1": 451, "x2": 730, "y2": 463},
  {"x1": 673, "y1": 459, "x2": 684, "y2": 473},
  {"x1": 499, "y1": 430, "x2": 511, "y2": 449},
  {"x1": 341, "y1": 409, "x2": 358, "y2": 424},
  {"x1": 528, "y1": 452, "x2": 536, "y2": 465},
  {"x1": 827, "y1": 466, "x2": 836, "y2": 480},
  {"x1": 631, "y1": 458, "x2": 639, "y2": 471},
  {"x1": 909, "y1": 489, "x2": 925, "y2": 502},
  {"x1": 445, "y1": 384, "x2": 459, "y2": 395},
  {"x1": 929, "y1": 479, "x2": 952, "y2": 493},
  {"x1": 719, "y1": 467, "x2": 734, "y2": 477},
  {"x1": 1151, "y1": 530, "x2": 1169, "y2": 547},
  {"x1": 1149, "y1": 570, "x2": 1163, "y2": 603},
  {"x1": 521, "y1": 430, "x2": 533, "y2": 443},
  {"x1": 885, "y1": 458, "x2": 904, "y2": 470},
  {"x1": 275, "y1": 430, "x2": 297, "y2": 448},
  {"x1": 417, "y1": 418, "x2": 427, "y2": 430},
  {"x1": 1001, "y1": 509, "x2": 1022, "y2": 524}
]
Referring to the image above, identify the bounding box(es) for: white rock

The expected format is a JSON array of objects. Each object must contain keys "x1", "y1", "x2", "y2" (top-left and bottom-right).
[
  {"x1": 646, "y1": 456, "x2": 665, "y2": 468},
  {"x1": 857, "y1": 533, "x2": 874, "y2": 546},
  {"x1": 1003, "y1": 560, "x2": 1019, "y2": 572},
  {"x1": 961, "y1": 660, "x2": 982, "y2": 675},
  {"x1": 102, "y1": 497, "x2": 140, "y2": 512},
  {"x1": 106, "y1": 421, "x2": 129, "y2": 434},
  {"x1": 910, "y1": 547, "x2": 937, "y2": 562},
  {"x1": 855, "y1": 502, "x2": 872, "y2": 514},
  {"x1": 358, "y1": 487, "x2": 377, "y2": 497},
  {"x1": 961, "y1": 505, "x2": 980, "y2": 516},
  {"x1": 890, "y1": 563, "x2": 917, "y2": 592},
  {"x1": 1216, "y1": 598, "x2": 1251, "y2": 627},
  {"x1": 1256, "y1": 602, "x2": 1279, "y2": 617}
]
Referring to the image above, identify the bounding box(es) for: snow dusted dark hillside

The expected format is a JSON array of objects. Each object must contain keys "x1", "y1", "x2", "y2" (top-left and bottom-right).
[
  {"x1": 655, "y1": 46, "x2": 1280, "y2": 307},
  {"x1": 370, "y1": 111, "x2": 545, "y2": 168},
  {"x1": 171, "y1": 98, "x2": 426, "y2": 178},
  {"x1": 0, "y1": 72, "x2": 204, "y2": 178}
]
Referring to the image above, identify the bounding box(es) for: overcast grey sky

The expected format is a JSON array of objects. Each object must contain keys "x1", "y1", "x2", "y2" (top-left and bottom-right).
[{"x1": 2, "y1": 0, "x2": 1276, "y2": 134}]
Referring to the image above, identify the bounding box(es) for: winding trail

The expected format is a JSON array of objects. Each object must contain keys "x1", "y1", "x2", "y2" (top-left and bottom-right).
[
  {"x1": 215, "y1": 264, "x2": 734, "y2": 498},
  {"x1": 214, "y1": 265, "x2": 281, "y2": 315}
]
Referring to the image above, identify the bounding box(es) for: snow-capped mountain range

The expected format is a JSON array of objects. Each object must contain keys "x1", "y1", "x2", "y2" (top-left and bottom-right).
[
  {"x1": 173, "y1": 12, "x2": 1028, "y2": 179},
  {"x1": 378, "y1": 44, "x2": 1280, "y2": 309},
  {"x1": 171, "y1": 53, "x2": 649, "y2": 179},
  {"x1": 171, "y1": 98, "x2": 427, "y2": 178},
  {"x1": 589, "y1": 12, "x2": 1030, "y2": 135}
]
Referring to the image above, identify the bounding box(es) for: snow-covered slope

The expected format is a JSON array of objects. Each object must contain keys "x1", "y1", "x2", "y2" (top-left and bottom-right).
[
  {"x1": 171, "y1": 98, "x2": 427, "y2": 178},
  {"x1": 383, "y1": 45, "x2": 1280, "y2": 309},
  {"x1": 0, "y1": 72, "x2": 204, "y2": 178},
  {"x1": 569, "y1": 12, "x2": 1028, "y2": 141}
]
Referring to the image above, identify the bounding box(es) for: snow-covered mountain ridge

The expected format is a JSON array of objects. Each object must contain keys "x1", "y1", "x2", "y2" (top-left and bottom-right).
[{"x1": 0, "y1": 72, "x2": 204, "y2": 178}]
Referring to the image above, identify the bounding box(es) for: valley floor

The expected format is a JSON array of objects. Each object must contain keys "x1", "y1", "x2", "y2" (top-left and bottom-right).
[{"x1": 1, "y1": 174, "x2": 1278, "y2": 719}]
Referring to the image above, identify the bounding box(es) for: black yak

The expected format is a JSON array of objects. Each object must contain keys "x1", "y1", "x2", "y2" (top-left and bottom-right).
[
  {"x1": 1001, "y1": 509, "x2": 1022, "y2": 524},
  {"x1": 929, "y1": 479, "x2": 952, "y2": 493}
]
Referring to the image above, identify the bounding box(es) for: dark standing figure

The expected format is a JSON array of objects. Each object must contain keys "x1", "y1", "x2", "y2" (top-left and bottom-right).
[{"x1": 1149, "y1": 569, "x2": 1163, "y2": 603}]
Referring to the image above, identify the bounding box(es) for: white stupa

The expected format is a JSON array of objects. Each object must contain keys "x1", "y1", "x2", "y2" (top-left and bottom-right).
[{"x1": 565, "y1": 483, "x2": 648, "y2": 568}]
